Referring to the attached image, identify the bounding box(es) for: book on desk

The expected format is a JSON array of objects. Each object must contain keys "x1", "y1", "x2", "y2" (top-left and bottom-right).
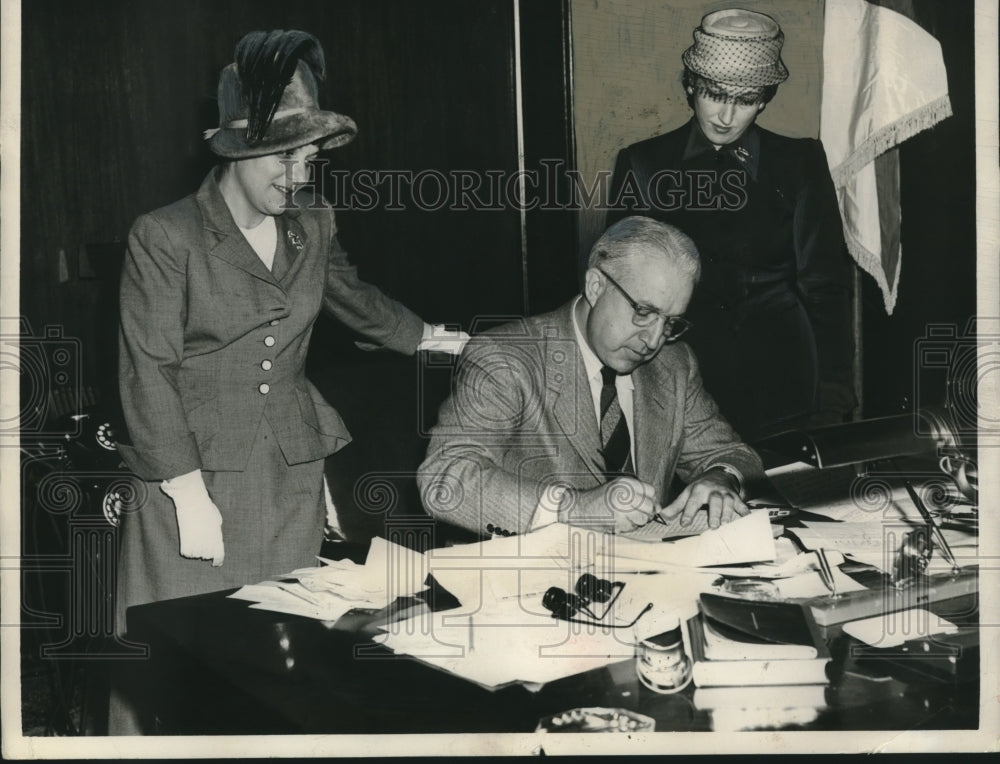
[{"x1": 683, "y1": 593, "x2": 831, "y2": 688}]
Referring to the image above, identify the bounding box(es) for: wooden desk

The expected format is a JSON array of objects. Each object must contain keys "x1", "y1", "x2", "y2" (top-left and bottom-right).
[{"x1": 123, "y1": 567, "x2": 979, "y2": 735}]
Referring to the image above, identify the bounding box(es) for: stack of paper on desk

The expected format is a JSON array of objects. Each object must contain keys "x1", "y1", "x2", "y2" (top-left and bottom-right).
[
  {"x1": 607, "y1": 509, "x2": 777, "y2": 569},
  {"x1": 229, "y1": 537, "x2": 428, "y2": 620},
  {"x1": 428, "y1": 511, "x2": 775, "y2": 576},
  {"x1": 375, "y1": 605, "x2": 637, "y2": 690},
  {"x1": 428, "y1": 522, "x2": 575, "y2": 570},
  {"x1": 620, "y1": 511, "x2": 712, "y2": 539},
  {"x1": 391, "y1": 515, "x2": 778, "y2": 690}
]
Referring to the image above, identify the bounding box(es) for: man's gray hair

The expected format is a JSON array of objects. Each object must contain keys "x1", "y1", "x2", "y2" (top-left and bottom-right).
[{"x1": 588, "y1": 216, "x2": 701, "y2": 283}]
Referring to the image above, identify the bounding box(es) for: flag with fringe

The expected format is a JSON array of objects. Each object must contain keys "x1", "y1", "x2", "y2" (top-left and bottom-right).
[{"x1": 820, "y1": 0, "x2": 952, "y2": 314}]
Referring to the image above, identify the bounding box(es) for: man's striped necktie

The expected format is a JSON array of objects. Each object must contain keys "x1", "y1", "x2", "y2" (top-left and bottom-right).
[{"x1": 599, "y1": 365, "x2": 635, "y2": 478}]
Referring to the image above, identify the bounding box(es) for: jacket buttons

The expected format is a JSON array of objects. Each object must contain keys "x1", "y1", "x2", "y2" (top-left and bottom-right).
[
  {"x1": 269, "y1": 319, "x2": 280, "y2": 326},
  {"x1": 258, "y1": 383, "x2": 270, "y2": 395},
  {"x1": 486, "y1": 523, "x2": 495, "y2": 533},
  {"x1": 261, "y1": 359, "x2": 273, "y2": 371},
  {"x1": 264, "y1": 336, "x2": 276, "y2": 347}
]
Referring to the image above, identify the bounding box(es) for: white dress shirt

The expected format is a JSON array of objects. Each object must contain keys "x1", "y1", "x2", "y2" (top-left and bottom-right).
[
  {"x1": 237, "y1": 215, "x2": 278, "y2": 271},
  {"x1": 569, "y1": 296, "x2": 637, "y2": 467}
]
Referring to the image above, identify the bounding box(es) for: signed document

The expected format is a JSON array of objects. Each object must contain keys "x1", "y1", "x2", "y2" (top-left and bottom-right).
[{"x1": 620, "y1": 512, "x2": 711, "y2": 540}]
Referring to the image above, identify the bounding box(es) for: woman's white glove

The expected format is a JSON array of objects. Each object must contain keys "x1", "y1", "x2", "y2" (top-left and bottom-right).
[
  {"x1": 418, "y1": 323, "x2": 470, "y2": 356},
  {"x1": 161, "y1": 469, "x2": 225, "y2": 566}
]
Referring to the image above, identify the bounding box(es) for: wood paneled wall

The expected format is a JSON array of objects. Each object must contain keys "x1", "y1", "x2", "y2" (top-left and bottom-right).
[{"x1": 21, "y1": 0, "x2": 578, "y2": 396}]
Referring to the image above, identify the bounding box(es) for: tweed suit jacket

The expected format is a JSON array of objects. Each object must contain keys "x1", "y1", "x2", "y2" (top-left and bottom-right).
[
  {"x1": 417, "y1": 301, "x2": 763, "y2": 535},
  {"x1": 118, "y1": 168, "x2": 424, "y2": 481}
]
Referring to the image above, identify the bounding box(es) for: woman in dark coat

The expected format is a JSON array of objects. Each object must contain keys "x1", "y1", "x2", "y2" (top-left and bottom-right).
[{"x1": 608, "y1": 9, "x2": 855, "y2": 441}]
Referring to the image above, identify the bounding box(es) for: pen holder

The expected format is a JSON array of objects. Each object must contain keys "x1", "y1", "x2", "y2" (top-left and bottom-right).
[{"x1": 636, "y1": 618, "x2": 692, "y2": 694}]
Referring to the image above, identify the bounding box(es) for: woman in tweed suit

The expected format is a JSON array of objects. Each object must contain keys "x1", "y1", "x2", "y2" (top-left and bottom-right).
[{"x1": 116, "y1": 30, "x2": 466, "y2": 629}]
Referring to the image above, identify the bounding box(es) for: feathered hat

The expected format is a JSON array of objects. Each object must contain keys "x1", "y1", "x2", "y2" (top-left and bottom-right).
[{"x1": 205, "y1": 29, "x2": 357, "y2": 159}]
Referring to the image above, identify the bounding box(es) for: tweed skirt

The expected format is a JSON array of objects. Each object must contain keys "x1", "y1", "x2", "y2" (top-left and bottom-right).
[{"x1": 114, "y1": 416, "x2": 326, "y2": 636}]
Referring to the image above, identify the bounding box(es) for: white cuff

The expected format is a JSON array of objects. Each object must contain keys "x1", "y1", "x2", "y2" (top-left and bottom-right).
[
  {"x1": 161, "y1": 469, "x2": 211, "y2": 502},
  {"x1": 529, "y1": 484, "x2": 568, "y2": 531},
  {"x1": 418, "y1": 323, "x2": 470, "y2": 355},
  {"x1": 710, "y1": 464, "x2": 745, "y2": 498}
]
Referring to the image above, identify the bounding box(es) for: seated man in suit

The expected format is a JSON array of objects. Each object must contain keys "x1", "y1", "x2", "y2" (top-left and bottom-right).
[{"x1": 418, "y1": 216, "x2": 763, "y2": 536}]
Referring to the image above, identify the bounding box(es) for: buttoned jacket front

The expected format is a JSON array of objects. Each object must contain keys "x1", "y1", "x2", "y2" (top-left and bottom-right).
[{"x1": 118, "y1": 169, "x2": 424, "y2": 480}]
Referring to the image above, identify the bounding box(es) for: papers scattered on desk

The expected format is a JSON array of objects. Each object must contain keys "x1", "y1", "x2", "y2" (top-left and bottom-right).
[
  {"x1": 386, "y1": 515, "x2": 778, "y2": 690},
  {"x1": 620, "y1": 511, "x2": 710, "y2": 539},
  {"x1": 374, "y1": 606, "x2": 637, "y2": 690},
  {"x1": 229, "y1": 537, "x2": 428, "y2": 621},
  {"x1": 788, "y1": 519, "x2": 978, "y2": 573},
  {"x1": 789, "y1": 521, "x2": 891, "y2": 570},
  {"x1": 428, "y1": 521, "x2": 573, "y2": 569},
  {"x1": 229, "y1": 580, "x2": 360, "y2": 621},
  {"x1": 706, "y1": 539, "x2": 831, "y2": 580},
  {"x1": 607, "y1": 509, "x2": 777, "y2": 569},
  {"x1": 428, "y1": 513, "x2": 775, "y2": 579},
  {"x1": 687, "y1": 543, "x2": 867, "y2": 600},
  {"x1": 770, "y1": 565, "x2": 868, "y2": 599}
]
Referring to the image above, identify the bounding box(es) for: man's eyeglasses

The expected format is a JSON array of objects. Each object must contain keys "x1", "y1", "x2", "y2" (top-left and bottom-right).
[{"x1": 596, "y1": 268, "x2": 693, "y2": 342}]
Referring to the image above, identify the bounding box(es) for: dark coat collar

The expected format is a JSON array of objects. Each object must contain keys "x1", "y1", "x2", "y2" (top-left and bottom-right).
[{"x1": 682, "y1": 119, "x2": 761, "y2": 181}]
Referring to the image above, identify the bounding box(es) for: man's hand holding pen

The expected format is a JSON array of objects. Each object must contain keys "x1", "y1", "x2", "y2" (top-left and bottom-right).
[
  {"x1": 560, "y1": 469, "x2": 748, "y2": 533},
  {"x1": 656, "y1": 468, "x2": 749, "y2": 530},
  {"x1": 561, "y1": 477, "x2": 659, "y2": 533}
]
